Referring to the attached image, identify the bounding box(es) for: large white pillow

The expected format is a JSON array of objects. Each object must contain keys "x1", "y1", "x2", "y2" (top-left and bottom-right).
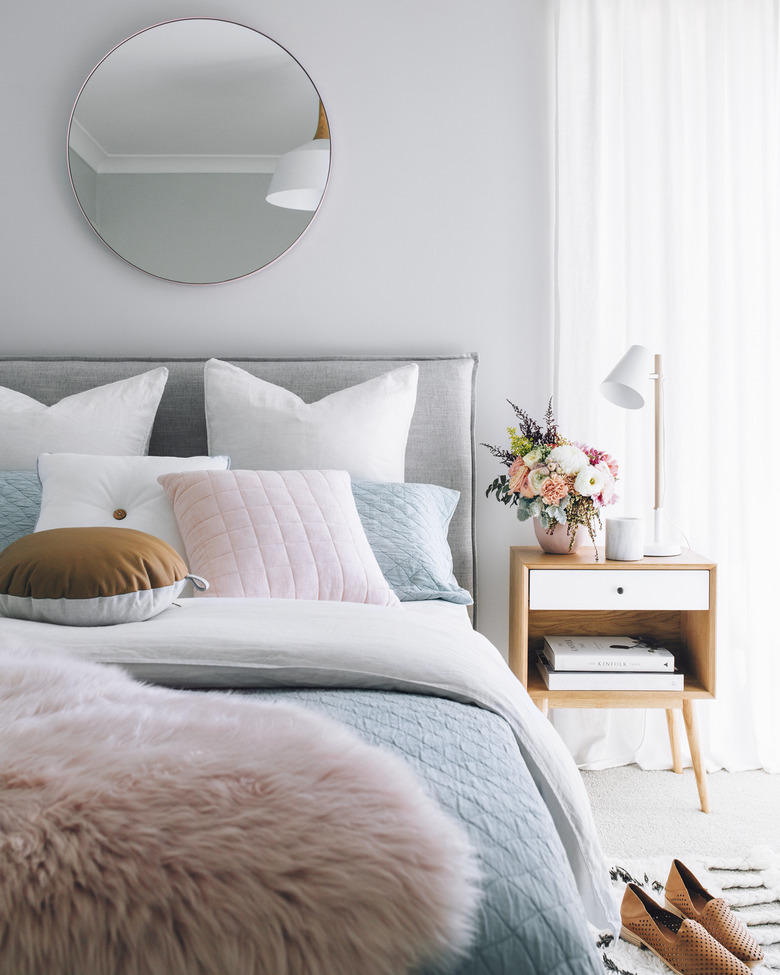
[
  {"x1": 35, "y1": 453, "x2": 230, "y2": 559},
  {"x1": 204, "y1": 359, "x2": 418, "y2": 482},
  {"x1": 0, "y1": 369, "x2": 168, "y2": 471}
]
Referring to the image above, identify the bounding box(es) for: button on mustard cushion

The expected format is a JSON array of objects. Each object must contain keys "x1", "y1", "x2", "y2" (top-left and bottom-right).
[{"x1": 0, "y1": 527, "x2": 206, "y2": 626}]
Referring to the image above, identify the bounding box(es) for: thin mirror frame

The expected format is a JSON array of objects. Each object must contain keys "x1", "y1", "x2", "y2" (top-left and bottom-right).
[{"x1": 66, "y1": 18, "x2": 331, "y2": 285}]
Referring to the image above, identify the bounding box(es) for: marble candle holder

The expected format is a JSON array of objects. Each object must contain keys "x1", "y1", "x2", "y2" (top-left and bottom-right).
[{"x1": 605, "y1": 517, "x2": 644, "y2": 561}]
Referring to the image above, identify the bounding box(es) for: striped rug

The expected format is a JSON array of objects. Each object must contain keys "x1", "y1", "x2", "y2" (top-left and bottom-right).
[{"x1": 599, "y1": 849, "x2": 780, "y2": 973}]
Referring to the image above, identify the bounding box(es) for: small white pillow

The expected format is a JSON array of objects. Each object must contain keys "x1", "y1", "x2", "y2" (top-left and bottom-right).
[
  {"x1": 35, "y1": 453, "x2": 231, "y2": 559},
  {"x1": 204, "y1": 359, "x2": 418, "y2": 482},
  {"x1": 0, "y1": 369, "x2": 168, "y2": 471}
]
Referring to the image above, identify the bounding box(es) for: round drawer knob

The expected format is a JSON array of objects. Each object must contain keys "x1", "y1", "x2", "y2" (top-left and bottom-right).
[{"x1": 617, "y1": 586, "x2": 624, "y2": 594}]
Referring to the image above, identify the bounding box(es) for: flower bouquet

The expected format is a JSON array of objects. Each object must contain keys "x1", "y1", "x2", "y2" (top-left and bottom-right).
[{"x1": 483, "y1": 400, "x2": 618, "y2": 555}]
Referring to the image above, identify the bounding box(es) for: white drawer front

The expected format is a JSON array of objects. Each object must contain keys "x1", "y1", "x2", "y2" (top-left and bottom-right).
[{"x1": 529, "y1": 569, "x2": 710, "y2": 611}]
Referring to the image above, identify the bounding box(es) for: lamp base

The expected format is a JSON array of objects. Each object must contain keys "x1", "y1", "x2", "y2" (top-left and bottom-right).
[
  {"x1": 645, "y1": 508, "x2": 682, "y2": 557},
  {"x1": 643, "y1": 540, "x2": 683, "y2": 557}
]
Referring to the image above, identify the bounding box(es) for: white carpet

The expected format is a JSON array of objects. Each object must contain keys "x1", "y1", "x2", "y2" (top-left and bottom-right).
[
  {"x1": 582, "y1": 766, "x2": 780, "y2": 858},
  {"x1": 599, "y1": 850, "x2": 780, "y2": 974}
]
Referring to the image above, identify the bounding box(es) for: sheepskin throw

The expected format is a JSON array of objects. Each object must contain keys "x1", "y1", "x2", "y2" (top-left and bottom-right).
[{"x1": 0, "y1": 649, "x2": 480, "y2": 975}]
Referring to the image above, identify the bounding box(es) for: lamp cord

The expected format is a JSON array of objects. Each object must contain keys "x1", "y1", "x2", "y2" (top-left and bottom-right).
[{"x1": 658, "y1": 375, "x2": 691, "y2": 550}]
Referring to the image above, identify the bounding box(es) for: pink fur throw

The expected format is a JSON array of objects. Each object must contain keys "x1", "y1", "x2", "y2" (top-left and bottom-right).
[{"x1": 0, "y1": 650, "x2": 480, "y2": 975}]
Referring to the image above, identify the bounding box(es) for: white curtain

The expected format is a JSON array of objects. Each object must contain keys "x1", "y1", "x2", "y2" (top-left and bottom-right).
[{"x1": 552, "y1": 0, "x2": 780, "y2": 773}]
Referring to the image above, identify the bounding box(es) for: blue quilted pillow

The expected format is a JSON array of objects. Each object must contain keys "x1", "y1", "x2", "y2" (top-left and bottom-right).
[
  {"x1": 0, "y1": 471, "x2": 41, "y2": 552},
  {"x1": 351, "y1": 481, "x2": 472, "y2": 605}
]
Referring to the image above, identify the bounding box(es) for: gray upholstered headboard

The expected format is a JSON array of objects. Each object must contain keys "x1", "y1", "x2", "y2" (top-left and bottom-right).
[{"x1": 0, "y1": 355, "x2": 478, "y2": 614}]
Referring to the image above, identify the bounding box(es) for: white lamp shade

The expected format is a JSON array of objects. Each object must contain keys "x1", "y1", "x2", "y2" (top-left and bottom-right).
[
  {"x1": 600, "y1": 344, "x2": 654, "y2": 409},
  {"x1": 265, "y1": 139, "x2": 330, "y2": 211}
]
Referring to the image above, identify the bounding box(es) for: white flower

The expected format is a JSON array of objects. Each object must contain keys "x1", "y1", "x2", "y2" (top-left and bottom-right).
[
  {"x1": 547, "y1": 444, "x2": 589, "y2": 475},
  {"x1": 523, "y1": 445, "x2": 545, "y2": 466},
  {"x1": 528, "y1": 467, "x2": 550, "y2": 496},
  {"x1": 574, "y1": 465, "x2": 606, "y2": 497}
]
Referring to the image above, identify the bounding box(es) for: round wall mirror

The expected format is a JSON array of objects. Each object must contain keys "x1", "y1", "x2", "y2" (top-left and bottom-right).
[{"x1": 67, "y1": 19, "x2": 330, "y2": 284}]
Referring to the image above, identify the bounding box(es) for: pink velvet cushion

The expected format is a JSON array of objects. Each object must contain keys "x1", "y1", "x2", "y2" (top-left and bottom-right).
[{"x1": 158, "y1": 469, "x2": 399, "y2": 606}]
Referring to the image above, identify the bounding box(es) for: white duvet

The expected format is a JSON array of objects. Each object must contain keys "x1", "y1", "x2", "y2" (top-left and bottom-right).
[{"x1": 0, "y1": 597, "x2": 620, "y2": 933}]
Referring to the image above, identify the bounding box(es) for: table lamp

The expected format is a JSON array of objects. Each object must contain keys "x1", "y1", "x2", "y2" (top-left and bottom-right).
[{"x1": 600, "y1": 345, "x2": 682, "y2": 556}]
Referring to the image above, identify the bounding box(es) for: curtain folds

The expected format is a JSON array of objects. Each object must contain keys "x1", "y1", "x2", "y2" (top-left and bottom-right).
[{"x1": 552, "y1": 0, "x2": 780, "y2": 773}]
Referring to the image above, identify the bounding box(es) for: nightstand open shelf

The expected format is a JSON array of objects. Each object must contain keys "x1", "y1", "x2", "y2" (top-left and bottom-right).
[{"x1": 509, "y1": 547, "x2": 717, "y2": 811}]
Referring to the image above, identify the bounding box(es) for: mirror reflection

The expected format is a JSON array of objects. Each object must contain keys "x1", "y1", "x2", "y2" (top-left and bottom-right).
[{"x1": 67, "y1": 19, "x2": 330, "y2": 284}]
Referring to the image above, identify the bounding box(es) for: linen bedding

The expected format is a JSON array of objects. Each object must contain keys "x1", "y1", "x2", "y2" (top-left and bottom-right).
[
  {"x1": 0, "y1": 354, "x2": 617, "y2": 972},
  {"x1": 2, "y1": 597, "x2": 619, "y2": 972}
]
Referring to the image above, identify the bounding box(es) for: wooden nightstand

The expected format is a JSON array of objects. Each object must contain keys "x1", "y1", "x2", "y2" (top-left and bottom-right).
[{"x1": 508, "y1": 546, "x2": 716, "y2": 812}]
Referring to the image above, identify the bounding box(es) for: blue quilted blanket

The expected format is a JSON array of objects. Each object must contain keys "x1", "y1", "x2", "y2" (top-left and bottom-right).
[
  {"x1": 1, "y1": 598, "x2": 619, "y2": 944},
  {"x1": 243, "y1": 687, "x2": 602, "y2": 975},
  {"x1": 0, "y1": 471, "x2": 40, "y2": 551}
]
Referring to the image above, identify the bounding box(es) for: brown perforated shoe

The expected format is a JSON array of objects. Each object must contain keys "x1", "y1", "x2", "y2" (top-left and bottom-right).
[
  {"x1": 665, "y1": 859, "x2": 764, "y2": 968},
  {"x1": 621, "y1": 883, "x2": 752, "y2": 975}
]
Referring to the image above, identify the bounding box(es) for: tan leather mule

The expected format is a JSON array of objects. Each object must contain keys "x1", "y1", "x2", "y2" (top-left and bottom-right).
[
  {"x1": 621, "y1": 882, "x2": 752, "y2": 975},
  {"x1": 665, "y1": 859, "x2": 764, "y2": 968}
]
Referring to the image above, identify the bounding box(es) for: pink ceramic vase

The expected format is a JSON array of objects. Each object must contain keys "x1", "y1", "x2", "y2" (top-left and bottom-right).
[{"x1": 533, "y1": 517, "x2": 590, "y2": 554}]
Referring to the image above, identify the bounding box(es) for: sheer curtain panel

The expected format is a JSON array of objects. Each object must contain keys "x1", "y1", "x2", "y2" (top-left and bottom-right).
[{"x1": 552, "y1": 0, "x2": 780, "y2": 772}]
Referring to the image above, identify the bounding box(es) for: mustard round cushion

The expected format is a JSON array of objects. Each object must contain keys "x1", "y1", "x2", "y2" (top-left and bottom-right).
[{"x1": 0, "y1": 527, "x2": 206, "y2": 626}]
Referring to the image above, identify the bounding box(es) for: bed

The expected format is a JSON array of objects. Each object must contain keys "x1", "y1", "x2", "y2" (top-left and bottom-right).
[{"x1": 0, "y1": 354, "x2": 618, "y2": 975}]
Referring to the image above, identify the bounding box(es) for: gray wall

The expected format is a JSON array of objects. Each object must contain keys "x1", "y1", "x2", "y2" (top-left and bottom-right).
[{"x1": 0, "y1": 0, "x2": 555, "y2": 655}]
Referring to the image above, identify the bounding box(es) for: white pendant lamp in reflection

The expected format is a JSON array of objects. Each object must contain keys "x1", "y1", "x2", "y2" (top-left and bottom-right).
[
  {"x1": 266, "y1": 102, "x2": 330, "y2": 211},
  {"x1": 600, "y1": 345, "x2": 682, "y2": 557}
]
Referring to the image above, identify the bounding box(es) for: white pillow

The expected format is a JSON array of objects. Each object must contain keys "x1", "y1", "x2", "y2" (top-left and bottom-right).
[
  {"x1": 35, "y1": 453, "x2": 231, "y2": 559},
  {"x1": 204, "y1": 359, "x2": 418, "y2": 482},
  {"x1": 0, "y1": 369, "x2": 168, "y2": 471}
]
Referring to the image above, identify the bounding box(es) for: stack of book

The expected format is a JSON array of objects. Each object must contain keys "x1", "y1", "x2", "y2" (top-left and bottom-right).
[{"x1": 536, "y1": 635, "x2": 683, "y2": 690}]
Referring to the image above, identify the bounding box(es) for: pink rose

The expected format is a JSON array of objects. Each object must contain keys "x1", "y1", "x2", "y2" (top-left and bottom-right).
[
  {"x1": 507, "y1": 457, "x2": 525, "y2": 478},
  {"x1": 540, "y1": 473, "x2": 570, "y2": 505},
  {"x1": 518, "y1": 468, "x2": 535, "y2": 498},
  {"x1": 594, "y1": 460, "x2": 616, "y2": 505},
  {"x1": 509, "y1": 464, "x2": 534, "y2": 498},
  {"x1": 603, "y1": 454, "x2": 619, "y2": 477}
]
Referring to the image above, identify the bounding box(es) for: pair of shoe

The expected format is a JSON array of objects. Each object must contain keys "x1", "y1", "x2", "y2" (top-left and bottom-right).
[{"x1": 620, "y1": 858, "x2": 764, "y2": 975}]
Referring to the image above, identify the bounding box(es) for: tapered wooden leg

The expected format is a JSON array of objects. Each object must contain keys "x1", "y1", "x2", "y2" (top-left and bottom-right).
[
  {"x1": 682, "y1": 699, "x2": 710, "y2": 813},
  {"x1": 537, "y1": 698, "x2": 549, "y2": 718},
  {"x1": 666, "y1": 709, "x2": 683, "y2": 774}
]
